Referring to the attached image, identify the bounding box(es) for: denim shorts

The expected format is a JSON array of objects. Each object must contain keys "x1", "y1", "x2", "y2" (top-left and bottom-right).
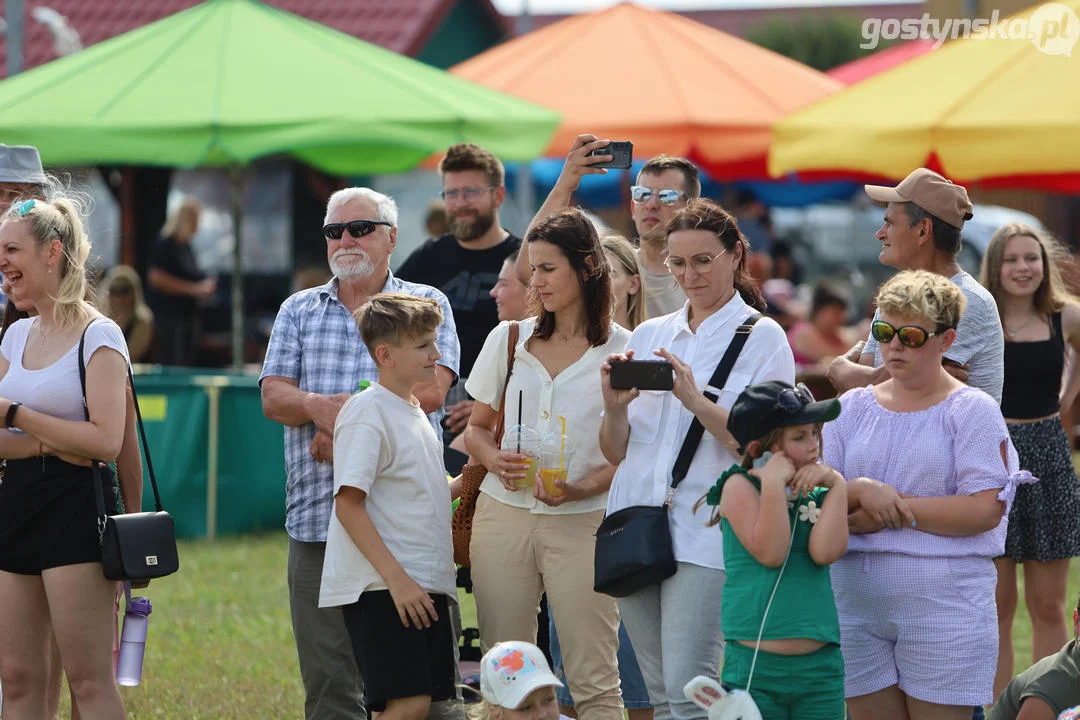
[{"x1": 549, "y1": 613, "x2": 652, "y2": 709}]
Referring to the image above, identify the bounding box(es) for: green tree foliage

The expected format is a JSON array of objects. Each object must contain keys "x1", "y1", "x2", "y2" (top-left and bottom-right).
[{"x1": 746, "y1": 15, "x2": 894, "y2": 71}]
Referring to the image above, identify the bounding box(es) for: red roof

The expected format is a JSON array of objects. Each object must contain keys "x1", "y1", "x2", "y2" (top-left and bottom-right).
[
  {"x1": 528, "y1": 3, "x2": 923, "y2": 39},
  {"x1": 827, "y1": 39, "x2": 936, "y2": 85},
  {"x1": 1, "y1": 0, "x2": 508, "y2": 75}
]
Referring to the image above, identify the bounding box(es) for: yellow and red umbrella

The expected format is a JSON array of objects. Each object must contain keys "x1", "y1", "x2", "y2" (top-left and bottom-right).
[{"x1": 769, "y1": 0, "x2": 1080, "y2": 191}]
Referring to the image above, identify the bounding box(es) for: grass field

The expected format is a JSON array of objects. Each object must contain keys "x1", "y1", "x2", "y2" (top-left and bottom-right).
[{"x1": 57, "y1": 532, "x2": 1078, "y2": 719}]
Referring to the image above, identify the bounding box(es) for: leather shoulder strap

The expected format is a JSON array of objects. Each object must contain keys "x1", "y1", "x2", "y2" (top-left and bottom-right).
[{"x1": 492, "y1": 321, "x2": 519, "y2": 445}]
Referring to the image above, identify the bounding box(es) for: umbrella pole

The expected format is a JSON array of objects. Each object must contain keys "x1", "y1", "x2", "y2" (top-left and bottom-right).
[{"x1": 230, "y1": 165, "x2": 244, "y2": 371}]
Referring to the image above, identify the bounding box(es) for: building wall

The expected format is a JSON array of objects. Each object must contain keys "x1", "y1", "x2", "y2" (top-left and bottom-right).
[{"x1": 417, "y1": 0, "x2": 507, "y2": 69}]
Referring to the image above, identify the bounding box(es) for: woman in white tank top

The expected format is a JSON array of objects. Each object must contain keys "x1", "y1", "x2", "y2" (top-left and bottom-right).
[{"x1": 0, "y1": 193, "x2": 131, "y2": 718}]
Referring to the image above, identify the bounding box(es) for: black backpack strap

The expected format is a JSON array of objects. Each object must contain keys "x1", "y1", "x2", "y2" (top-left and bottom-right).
[{"x1": 668, "y1": 314, "x2": 762, "y2": 495}]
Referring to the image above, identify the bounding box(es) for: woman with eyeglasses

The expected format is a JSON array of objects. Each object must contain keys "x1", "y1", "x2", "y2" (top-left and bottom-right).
[
  {"x1": 101, "y1": 265, "x2": 155, "y2": 364},
  {"x1": 978, "y1": 224, "x2": 1080, "y2": 698},
  {"x1": 599, "y1": 198, "x2": 795, "y2": 720},
  {"x1": 822, "y1": 270, "x2": 1033, "y2": 720}
]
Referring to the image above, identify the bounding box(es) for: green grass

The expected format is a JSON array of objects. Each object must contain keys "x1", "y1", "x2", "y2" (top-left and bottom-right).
[{"x1": 58, "y1": 535, "x2": 1077, "y2": 718}]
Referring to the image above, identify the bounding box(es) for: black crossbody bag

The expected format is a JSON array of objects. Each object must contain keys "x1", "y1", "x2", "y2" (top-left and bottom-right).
[
  {"x1": 79, "y1": 322, "x2": 180, "y2": 581},
  {"x1": 593, "y1": 314, "x2": 761, "y2": 598}
]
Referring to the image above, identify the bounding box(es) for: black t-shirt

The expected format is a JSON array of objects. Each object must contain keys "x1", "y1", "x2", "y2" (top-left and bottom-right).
[
  {"x1": 396, "y1": 232, "x2": 521, "y2": 378},
  {"x1": 147, "y1": 235, "x2": 206, "y2": 317}
]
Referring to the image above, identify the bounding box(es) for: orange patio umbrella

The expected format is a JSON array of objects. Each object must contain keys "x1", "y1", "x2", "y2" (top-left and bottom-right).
[{"x1": 448, "y1": 2, "x2": 842, "y2": 180}]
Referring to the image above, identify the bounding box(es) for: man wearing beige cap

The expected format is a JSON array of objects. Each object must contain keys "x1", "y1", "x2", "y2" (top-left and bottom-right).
[{"x1": 828, "y1": 168, "x2": 1004, "y2": 402}]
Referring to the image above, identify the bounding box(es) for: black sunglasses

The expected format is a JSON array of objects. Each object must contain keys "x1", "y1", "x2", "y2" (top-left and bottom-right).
[
  {"x1": 871, "y1": 320, "x2": 941, "y2": 349},
  {"x1": 322, "y1": 220, "x2": 392, "y2": 241}
]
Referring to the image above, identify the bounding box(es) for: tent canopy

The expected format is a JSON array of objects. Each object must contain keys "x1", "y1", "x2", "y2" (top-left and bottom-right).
[
  {"x1": 826, "y1": 40, "x2": 936, "y2": 85},
  {"x1": 450, "y1": 1, "x2": 841, "y2": 180},
  {"x1": 0, "y1": 0, "x2": 560, "y2": 174},
  {"x1": 769, "y1": 0, "x2": 1080, "y2": 191}
]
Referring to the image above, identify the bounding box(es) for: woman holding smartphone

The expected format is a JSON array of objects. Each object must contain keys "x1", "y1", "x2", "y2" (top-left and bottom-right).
[{"x1": 599, "y1": 199, "x2": 795, "y2": 720}]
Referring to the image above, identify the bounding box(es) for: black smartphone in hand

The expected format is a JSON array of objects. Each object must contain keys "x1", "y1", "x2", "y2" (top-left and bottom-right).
[
  {"x1": 609, "y1": 359, "x2": 673, "y2": 391},
  {"x1": 587, "y1": 141, "x2": 633, "y2": 170}
]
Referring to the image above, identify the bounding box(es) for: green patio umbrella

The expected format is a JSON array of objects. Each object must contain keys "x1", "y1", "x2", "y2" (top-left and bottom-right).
[{"x1": 0, "y1": 0, "x2": 560, "y2": 364}]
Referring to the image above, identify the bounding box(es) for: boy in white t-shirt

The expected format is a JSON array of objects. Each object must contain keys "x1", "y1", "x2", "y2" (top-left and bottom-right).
[{"x1": 318, "y1": 292, "x2": 459, "y2": 720}]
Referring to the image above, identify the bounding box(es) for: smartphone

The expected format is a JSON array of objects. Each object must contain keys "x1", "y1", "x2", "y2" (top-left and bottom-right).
[
  {"x1": 609, "y1": 359, "x2": 673, "y2": 391},
  {"x1": 587, "y1": 141, "x2": 633, "y2": 170}
]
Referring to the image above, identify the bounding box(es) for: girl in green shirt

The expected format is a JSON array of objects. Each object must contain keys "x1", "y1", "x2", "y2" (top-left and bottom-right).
[{"x1": 697, "y1": 380, "x2": 848, "y2": 719}]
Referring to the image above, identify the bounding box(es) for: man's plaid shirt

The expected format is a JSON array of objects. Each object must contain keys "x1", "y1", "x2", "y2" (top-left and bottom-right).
[{"x1": 260, "y1": 273, "x2": 460, "y2": 542}]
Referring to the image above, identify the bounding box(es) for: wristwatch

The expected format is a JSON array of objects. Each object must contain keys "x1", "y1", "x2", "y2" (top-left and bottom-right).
[{"x1": 5, "y1": 401, "x2": 22, "y2": 429}]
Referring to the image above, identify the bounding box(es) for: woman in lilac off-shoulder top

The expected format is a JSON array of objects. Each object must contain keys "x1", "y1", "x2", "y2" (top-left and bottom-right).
[{"x1": 823, "y1": 270, "x2": 1035, "y2": 720}]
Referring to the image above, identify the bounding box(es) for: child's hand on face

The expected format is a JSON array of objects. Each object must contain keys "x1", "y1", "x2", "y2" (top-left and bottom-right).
[
  {"x1": 789, "y1": 463, "x2": 839, "y2": 498},
  {"x1": 757, "y1": 451, "x2": 795, "y2": 487}
]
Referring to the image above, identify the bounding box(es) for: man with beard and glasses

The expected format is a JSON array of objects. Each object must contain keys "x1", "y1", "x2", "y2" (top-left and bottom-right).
[
  {"x1": 518, "y1": 136, "x2": 699, "y2": 319},
  {"x1": 397, "y1": 144, "x2": 521, "y2": 459},
  {"x1": 260, "y1": 187, "x2": 461, "y2": 720}
]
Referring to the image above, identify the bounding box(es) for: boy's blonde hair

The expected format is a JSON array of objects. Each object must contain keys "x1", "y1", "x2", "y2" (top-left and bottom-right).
[
  {"x1": 354, "y1": 293, "x2": 442, "y2": 361},
  {"x1": 875, "y1": 269, "x2": 967, "y2": 331}
]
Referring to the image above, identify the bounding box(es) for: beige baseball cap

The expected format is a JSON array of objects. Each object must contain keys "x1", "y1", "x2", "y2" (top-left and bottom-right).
[{"x1": 865, "y1": 168, "x2": 973, "y2": 229}]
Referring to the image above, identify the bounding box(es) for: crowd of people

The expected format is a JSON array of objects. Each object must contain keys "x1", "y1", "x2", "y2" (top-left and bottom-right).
[{"x1": 1, "y1": 131, "x2": 1079, "y2": 720}]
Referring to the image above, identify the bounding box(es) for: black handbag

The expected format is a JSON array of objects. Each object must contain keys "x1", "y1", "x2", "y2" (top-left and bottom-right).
[
  {"x1": 593, "y1": 314, "x2": 761, "y2": 598},
  {"x1": 79, "y1": 322, "x2": 180, "y2": 582}
]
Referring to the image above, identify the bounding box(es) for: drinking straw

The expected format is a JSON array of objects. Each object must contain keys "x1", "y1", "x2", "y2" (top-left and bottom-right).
[
  {"x1": 559, "y1": 415, "x2": 567, "y2": 469},
  {"x1": 517, "y1": 390, "x2": 524, "y2": 453}
]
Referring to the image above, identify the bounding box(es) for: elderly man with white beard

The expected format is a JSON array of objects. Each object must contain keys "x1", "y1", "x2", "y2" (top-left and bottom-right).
[{"x1": 260, "y1": 187, "x2": 460, "y2": 720}]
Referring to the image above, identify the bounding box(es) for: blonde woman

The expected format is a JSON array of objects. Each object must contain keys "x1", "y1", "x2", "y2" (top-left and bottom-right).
[
  {"x1": 0, "y1": 194, "x2": 130, "y2": 718},
  {"x1": 979, "y1": 223, "x2": 1080, "y2": 696},
  {"x1": 101, "y1": 264, "x2": 155, "y2": 364},
  {"x1": 602, "y1": 235, "x2": 646, "y2": 331},
  {"x1": 147, "y1": 196, "x2": 215, "y2": 365},
  {"x1": 825, "y1": 270, "x2": 1031, "y2": 718}
]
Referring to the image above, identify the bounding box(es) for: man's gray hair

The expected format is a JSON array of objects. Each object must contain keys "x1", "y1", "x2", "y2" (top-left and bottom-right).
[{"x1": 324, "y1": 187, "x2": 398, "y2": 227}]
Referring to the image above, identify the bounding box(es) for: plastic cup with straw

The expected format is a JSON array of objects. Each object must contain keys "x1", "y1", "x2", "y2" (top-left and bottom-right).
[
  {"x1": 500, "y1": 390, "x2": 539, "y2": 488},
  {"x1": 540, "y1": 416, "x2": 572, "y2": 498}
]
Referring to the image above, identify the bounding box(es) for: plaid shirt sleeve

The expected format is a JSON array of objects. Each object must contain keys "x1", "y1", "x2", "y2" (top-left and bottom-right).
[
  {"x1": 260, "y1": 297, "x2": 302, "y2": 383},
  {"x1": 431, "y1": 288, "x2": 461, "y2": 384}
]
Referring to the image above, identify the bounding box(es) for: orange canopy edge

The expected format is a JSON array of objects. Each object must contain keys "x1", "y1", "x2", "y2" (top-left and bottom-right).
[{"x1": 448, "y1": 1, "x2": 842, "y2": 180}]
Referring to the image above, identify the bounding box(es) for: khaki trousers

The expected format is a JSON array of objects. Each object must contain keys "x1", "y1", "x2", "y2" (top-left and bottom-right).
[{"x1": 469, "y1": 494, "x2": 623, "y2": 720}]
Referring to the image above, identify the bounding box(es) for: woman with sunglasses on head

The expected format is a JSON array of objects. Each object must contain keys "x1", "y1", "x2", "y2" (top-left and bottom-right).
[
  {"x1": 978, "y1": 224, "x2": 1080, "y2": 698},
  {"x1": 100, "y1": 265, "x2": 155, "y2": 364},
  {"x1": 823, "y1": 270, "x2": 1033, "y2": 720},
  {"x1": 0, "y1": 194, "x2": 133, "y2": 719},
  {"x1": 599, "y1": 199, "x2": 795, "y2": 720}
]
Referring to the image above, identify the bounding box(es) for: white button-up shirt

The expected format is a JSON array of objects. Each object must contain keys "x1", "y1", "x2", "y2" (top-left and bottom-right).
[
  {"x1": 605, "y1": 294, "x2": 795, "y2": 570},
  {"x1": 467, "y1": 318, "x2": 631, "y2": 515}
]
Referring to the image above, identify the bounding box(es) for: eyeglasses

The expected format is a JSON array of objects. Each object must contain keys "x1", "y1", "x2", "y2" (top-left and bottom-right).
[
  {"x1": 630, "y1": 186, "x2": 686, "y2": 206},
  {"x1": 439, "y1": 187, "x2": 495, "y2": 204},
  {"x1": 322, "y1": 220, "x2": 392, "y2": 241},
  {"x1": 777, "y1": 383, "x2": 815, "y2": 413},
  {"x1": 108, "y1": 286, "x2": 133, "y2": 297},
  {"x1": 664, "y1": 248, "x2": 727, "y2": 275},
  {"x1": 870, "y1": 320, "x2": 941, "y2": 349}
]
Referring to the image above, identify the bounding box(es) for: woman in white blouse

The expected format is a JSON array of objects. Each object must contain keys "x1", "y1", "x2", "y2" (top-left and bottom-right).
[
  {"x1": 465, "y1": 208, "x2": 627, "y2": 720},
  {"x1": 599, "y1": 199, "x2": 796, "y2": 720}
]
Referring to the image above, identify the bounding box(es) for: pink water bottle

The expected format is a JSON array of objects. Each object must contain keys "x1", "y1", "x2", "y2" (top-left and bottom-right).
[{"x1": 116, "y1": 596, "x2": 152, "y2": 686}]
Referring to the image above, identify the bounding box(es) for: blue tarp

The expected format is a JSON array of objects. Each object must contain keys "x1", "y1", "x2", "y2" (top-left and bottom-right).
[{"x1": 503, "y1": 159, "x2": 859, "y2": 209}]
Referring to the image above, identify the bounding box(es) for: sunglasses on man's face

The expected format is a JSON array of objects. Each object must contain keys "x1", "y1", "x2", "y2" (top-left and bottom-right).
[
  {"x1": 871, "y1": 320, "x2": 941, "y2": 349},
  {"x1": 322, "y1": 220, "x2": 392, "y2": 241},
  {"x1": 630, "y1": 186, "x2": 686, "y2": 206}
]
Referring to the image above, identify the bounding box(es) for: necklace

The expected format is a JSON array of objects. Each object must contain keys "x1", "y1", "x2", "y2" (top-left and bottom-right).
[
  {"x1": 35, "y1": 321, "x2": 59, "y2": 346},
  {"x1": 1004, "y1": 313, "x2": 1039, "y2": 339}
]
